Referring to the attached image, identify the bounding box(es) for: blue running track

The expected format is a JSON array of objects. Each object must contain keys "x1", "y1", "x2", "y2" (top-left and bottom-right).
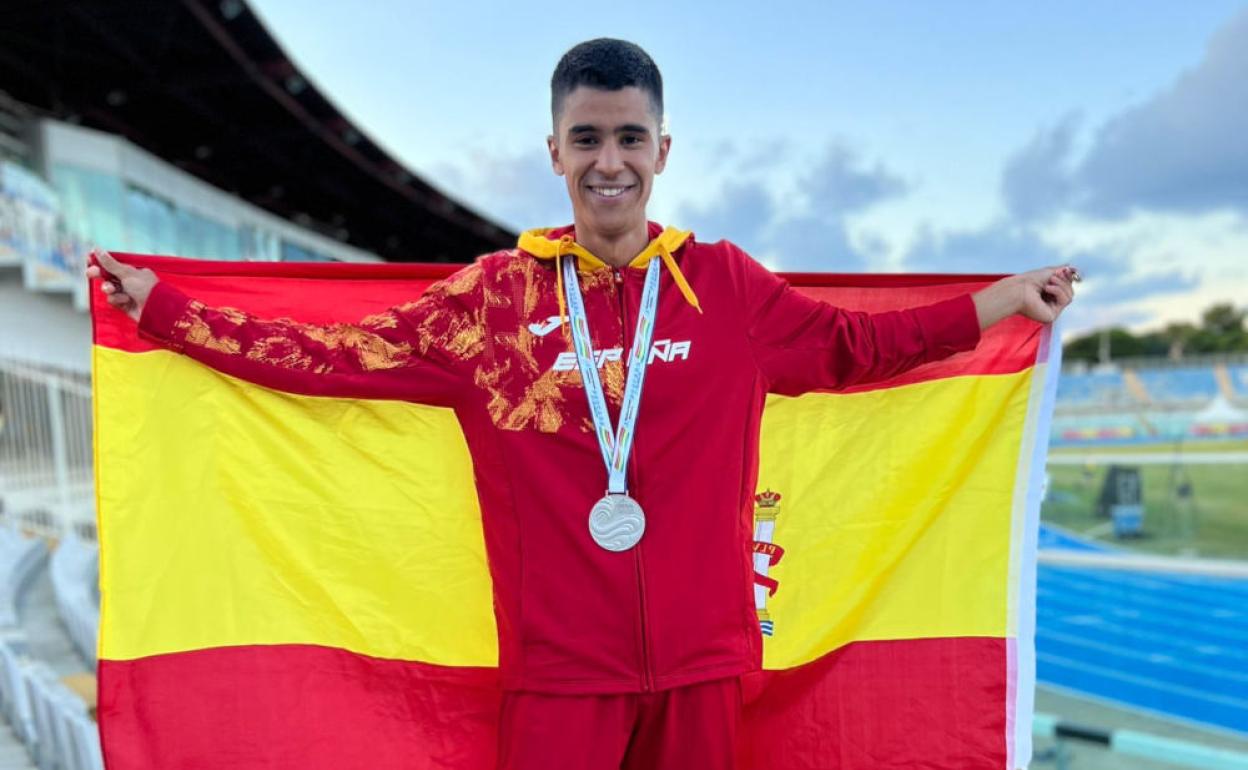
[{"x1": 1037, "y1": 524, "x2": 1248, "y2": 735}]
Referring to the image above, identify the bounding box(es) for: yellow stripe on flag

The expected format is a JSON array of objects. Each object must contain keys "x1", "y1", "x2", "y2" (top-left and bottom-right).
[
  {"x1": 756, "y1": 368, "x2": 1032, "y2": 669},
  {"x1": 95, "y1": 345, "x2": 498, "y2": 664},
  {"x1": 97, "y1": 344, "x2": 1031, "y2": 672}
]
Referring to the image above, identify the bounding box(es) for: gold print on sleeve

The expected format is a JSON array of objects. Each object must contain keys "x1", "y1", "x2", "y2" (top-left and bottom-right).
[{"x1": 176, "y1": 302, "x2": 242, "y2": 355}]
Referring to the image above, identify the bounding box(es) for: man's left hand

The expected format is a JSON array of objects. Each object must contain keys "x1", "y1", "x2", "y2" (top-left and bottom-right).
[
  {"x1": 973, "y1": 265, "x2": 1078, "y2": 330},
  {"x1": 1017, "y1": 265, "x2": 1078, "y2": 324}
]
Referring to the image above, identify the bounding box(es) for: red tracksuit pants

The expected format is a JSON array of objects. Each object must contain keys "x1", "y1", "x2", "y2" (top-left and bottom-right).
[{"x1": 496, "y1": 676, "x2": 742, "y2": 770}]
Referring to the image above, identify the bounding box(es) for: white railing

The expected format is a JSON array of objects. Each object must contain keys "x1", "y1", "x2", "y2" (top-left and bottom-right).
[
  {"x1": 0, "y1": 357, "x2": 94, "y2": 541},
  {"x1": 1038, "y1": 549, "x2": 1248, "y2": 579}
]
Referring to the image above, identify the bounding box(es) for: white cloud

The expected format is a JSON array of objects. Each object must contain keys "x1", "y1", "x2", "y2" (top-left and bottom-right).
[
  {"x1": 430, "y1": 148, "x2": 571, "y2": 233},
  {"x1": 1076, "y1": 8, "x2": 1248, "y2": 218},
  {"x1": 1001, "y1": 115, "x2": 1079, "y2": 222},
  {"x1": 675, "y1": 140, "x2": 905, "y2": 271},
  {"x1": 902, "y1": 220, "x2": 1115, "y2": 276},
  {"x1": 996, "y1": 9, "x2": 1248, "y2": 222}
]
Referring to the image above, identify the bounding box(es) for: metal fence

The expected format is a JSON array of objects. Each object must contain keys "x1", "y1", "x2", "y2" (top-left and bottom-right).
[{"x1": 0, "y1": 356, "x2": 94, "y2": 540}]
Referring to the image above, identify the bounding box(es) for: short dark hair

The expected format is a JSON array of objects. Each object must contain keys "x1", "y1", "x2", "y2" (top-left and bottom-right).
[{"x1": 550, "y1": 38, "x2": 664, "y2": 129}]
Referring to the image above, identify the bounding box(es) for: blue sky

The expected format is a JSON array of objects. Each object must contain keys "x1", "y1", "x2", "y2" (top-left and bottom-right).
[{"x1": 248, "y1": 0, "x2": 1248, "y2": 334}]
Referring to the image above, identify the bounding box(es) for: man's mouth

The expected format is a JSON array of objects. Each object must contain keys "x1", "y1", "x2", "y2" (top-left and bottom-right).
[{"x1": 587, "y1": 184, "x2": 635, "y2": 199}]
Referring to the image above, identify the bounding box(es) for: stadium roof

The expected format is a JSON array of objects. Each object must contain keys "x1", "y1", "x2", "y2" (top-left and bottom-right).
[{"x1": 0, "y1": 0, "x2": 515, "y2": 262}]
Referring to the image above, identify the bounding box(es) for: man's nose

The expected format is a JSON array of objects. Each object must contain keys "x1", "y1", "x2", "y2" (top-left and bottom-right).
[{"x1": 595, "y1": 142, "x2": 625, "y2": 174}]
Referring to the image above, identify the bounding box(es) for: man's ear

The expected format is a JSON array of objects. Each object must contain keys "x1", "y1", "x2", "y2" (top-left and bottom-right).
[
  {"x1": 547, "y1": 135, "x2": 565, "y2": 176},
  {"x1": 654, "y1": 134, "x2": 672, "y2": 175}
]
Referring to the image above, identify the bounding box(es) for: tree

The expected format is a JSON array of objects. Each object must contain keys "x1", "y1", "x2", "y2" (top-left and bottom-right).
[
  {"x1": 1196, "y1": 303, "x2": 1247, "y2": 353},
  {"x1": 1159, "y1": 322, "x2": 1198, "y2": 360},
  {"x1": 1201, "y1": 303, "x2": 1245, "y2": 337},
  {"x1": 1062, "y1": 303, "x2": 1248, "y2": 361}
]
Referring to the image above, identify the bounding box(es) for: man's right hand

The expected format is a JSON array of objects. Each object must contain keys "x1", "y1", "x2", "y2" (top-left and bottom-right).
[{"x1": 85, "y1": 248, "x2": 159, "y2": 322}]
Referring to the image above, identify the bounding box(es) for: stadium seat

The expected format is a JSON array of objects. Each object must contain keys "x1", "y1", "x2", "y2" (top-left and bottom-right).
[
  {"x1": 49, "y1": 537, "x2": 99, "y2": 669},
  {"x1": 0, "y1": 636, "x2": 35, "y2": 747},
  {"x1": 1231, "y1": 365, "x2": 1248, "y2": 399},
  {"x1": 1056, "y1": 370, "x2": 1132, "y2": 408},
  {"x1": 1134, "y1": 366, "x2": 1220, "y2": 404},
  {"x1": 0, "y1": 528, "x2": 47, "y2": 630}
]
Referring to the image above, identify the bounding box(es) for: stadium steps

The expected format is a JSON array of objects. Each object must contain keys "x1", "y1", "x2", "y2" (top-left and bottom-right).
[
  {"x1": 1214, "y1": 363, "x2": 1235, "y2": 399},
  {"x1": 1122, "y1": 368, "x2": 1151, "y2": 404},
  {"x1": 10, "y1": 557, "x2": 93, "y2": 769},
  {"x1": 0, "y1": 724, "x2": 35, "y2": 770},
  {"x1": 17, "y1": 559, "x2": 89, "y2": 676}
]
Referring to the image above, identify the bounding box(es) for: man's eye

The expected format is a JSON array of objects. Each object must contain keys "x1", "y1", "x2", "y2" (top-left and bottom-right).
[
  {"x1": 574, "y1": 137, "x2": 598, "y2": 147},
  {"x1": 622, "y1": 135, "x2": 644, "y2": 145}
]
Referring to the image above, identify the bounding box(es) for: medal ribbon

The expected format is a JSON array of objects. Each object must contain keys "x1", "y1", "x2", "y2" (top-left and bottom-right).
[{"x1": 562, "y1": 256, "x2": 662, "y2": 495}]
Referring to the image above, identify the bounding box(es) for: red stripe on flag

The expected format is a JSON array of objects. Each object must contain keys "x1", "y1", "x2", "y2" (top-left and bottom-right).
[
  {"x1": 99, "y1": 645, "x2": 500, "y2": 770},
  {"x1": 91, "y1": 255, "x2": 447, "y2": 354},
  {"x1": 740, "y1": 637, "x2": 1007, "y2": 769},
  {"x1": 91, "y1": 253, "x2": 1040, "y2": 383},
  {"x1": 99, "y1": 639, "x2": 1005, "y2": 769}
]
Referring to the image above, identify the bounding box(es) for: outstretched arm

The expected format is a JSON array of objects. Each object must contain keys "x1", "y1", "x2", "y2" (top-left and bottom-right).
[
  {"x1": 87, "y1": 249, "x2": 470, "y2": 405},
  {"x1": 734, "y1": 247, "x2": 1077, "y2": 395}
]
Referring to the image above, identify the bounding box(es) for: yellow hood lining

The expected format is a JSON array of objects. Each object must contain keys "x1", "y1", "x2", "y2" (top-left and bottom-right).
[{"x1": 519, "y1": 227, "x2": 702, "y2": 328}]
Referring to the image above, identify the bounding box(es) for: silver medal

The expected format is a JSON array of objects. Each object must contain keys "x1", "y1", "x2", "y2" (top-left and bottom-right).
[
  {"x1": 562, "y1": 254, "x2": 664, "y2": 552},
  {"x1": 588, "y1": 494, "x2": 646, "y2": 552}
]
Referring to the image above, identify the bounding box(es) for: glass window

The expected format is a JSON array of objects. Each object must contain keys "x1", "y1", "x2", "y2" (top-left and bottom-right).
[
  {"x1": 281, "y1": 240, "x2": 336, "y2": 263},
  {"x1": 49, "y1": 163, "x2": 125, "y2": 251},
  {"x1": 124, "y1": 185, "x2": 177, "y2": 255},
  {"x1": 240, "y1": 225, "x2": 281, "y2": 262}
]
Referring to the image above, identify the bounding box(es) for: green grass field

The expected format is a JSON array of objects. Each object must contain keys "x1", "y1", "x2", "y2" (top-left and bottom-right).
[
  {"x1": 1042, "y1": 442, "x2": 1248, "y2": 559},
  {"x1": 1050, "y1": 439, "x2": 1248, "y2": 455}
]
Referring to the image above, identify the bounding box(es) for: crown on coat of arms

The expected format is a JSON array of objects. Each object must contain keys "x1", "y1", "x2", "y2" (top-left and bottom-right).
[{"x1": 754, "y1": 489, "x2": 781, "y2": 521}]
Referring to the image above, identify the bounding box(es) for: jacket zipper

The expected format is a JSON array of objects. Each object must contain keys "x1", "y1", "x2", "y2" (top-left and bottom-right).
[{"x1": 615, "y1": 266, "x2": 655, "y2": 693}]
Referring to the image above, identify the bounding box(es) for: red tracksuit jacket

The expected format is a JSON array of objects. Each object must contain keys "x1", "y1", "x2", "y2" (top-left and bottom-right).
[{"x1": 137, "y1": 221, "x2": 981, "y2": 695}]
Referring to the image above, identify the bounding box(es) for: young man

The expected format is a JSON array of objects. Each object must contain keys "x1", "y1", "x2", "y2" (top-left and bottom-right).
[{"x1": 89, "y1": 38, "x2": 1075, "y2": 770}]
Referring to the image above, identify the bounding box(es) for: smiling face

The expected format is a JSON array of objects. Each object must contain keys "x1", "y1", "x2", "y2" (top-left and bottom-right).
[{"x1": 547, "y1": 86, "x2": 671, "y2": 244}]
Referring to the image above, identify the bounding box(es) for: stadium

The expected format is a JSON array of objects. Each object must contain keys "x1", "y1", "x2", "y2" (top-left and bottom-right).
[{"x1": 1, "y1": 2, "x2": 1246, "y2": 769}]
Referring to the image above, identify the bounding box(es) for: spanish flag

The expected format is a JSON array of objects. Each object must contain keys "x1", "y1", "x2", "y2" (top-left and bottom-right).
[{"x1": 92, "y1": 257, "x2": 1055, "y2": 769}]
